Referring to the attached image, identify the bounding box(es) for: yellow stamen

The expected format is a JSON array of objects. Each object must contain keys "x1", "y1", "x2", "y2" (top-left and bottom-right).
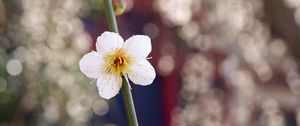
[{"x1": 104, "y1": 48, "x2": 132, "y2": 75}]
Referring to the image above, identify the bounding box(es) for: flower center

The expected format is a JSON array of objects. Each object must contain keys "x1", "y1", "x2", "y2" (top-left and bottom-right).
[
  {"x1": 113, "y1": 57, "x2": 125, "y2": 66},
  {"x1": 104, "y1": 49, "x2": 131, "y2": 75}
]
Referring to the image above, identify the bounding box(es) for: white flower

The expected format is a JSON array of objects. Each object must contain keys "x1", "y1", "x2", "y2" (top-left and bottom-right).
[{"x1": 79, "y1": 31, "x2": 156, "y2": 99}]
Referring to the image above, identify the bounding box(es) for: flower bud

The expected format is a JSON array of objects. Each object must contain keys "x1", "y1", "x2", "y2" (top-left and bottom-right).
[{"x1": 112, "y1": 0, "x2": 126, "y2": 16}]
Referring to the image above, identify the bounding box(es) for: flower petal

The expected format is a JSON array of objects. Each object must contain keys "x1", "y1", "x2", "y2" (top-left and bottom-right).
[
  {"x1": 96, "y1": 31, "x2": 124, "y2": 55},
  {"x1": 127, "y1": 59, "x2": 156, "y2": 86},
  {"x1": 79, "y1": 51, "x2": 104, "y2": 78},
  {"x1": 97, "y1": 74, "x2": 122, "y2": 99},
  {"x1": 123, "y1": 35, "x2": 151, "y2": 58}
]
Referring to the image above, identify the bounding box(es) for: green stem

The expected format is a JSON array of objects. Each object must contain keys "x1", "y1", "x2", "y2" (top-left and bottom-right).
[
  {"x1": 103, "y1": 0, "x2": 118, "y2": 33},
  {"x1": 103, "y1": 0, "x2": 139, "y2": 126},
  {"x1": 120, "y1": 76, "x2": 139, "y2": 126}
]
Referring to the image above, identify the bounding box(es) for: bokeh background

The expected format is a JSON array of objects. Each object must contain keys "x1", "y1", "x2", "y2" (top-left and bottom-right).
[{"x1": 1, "y1": 0, "x2": 300, "y2": 126}]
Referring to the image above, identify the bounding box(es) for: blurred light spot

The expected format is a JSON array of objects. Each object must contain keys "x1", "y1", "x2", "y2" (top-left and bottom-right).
[
  {"x1": 32, "y1": 43, "x2": 51, "y2": 61},
  {"x1": 92, "y1": 99, "x2": 109, "y2": 116},
  {"x1": 161, "y1": 43, "x2": 176, "y2": 56},
  {"x1": 171, "y1": 107, "x2": 185, "y2": 126},
  {"x1": 184, "y1": 104, "x2": 200, "y2": 123},
  {"x1": 78, "y1": 2, "x2": 91, "y2": 17},
  {"x1": 244, "y1": 47, "x2": 261, "y2": 65},
  {"x1": 193, "y1": 35, "x2": 212, "y2": 51},
  {"x1": 13, "y1": 46, "x2": 28, "y2": 62},
  {"x1": 57, "y1": 73, "x2": 74, "y2": 90},
  {"x1": 235, "y1": 106, "x2": 250, "y2": 124},
  {"x1": 296, "y1": 107, "x2": 300, "y2": 125},
  {"x1": 183, "y1": 76, "x2": 200, "y2": 93},
  {"x1": 238, "y1": 33, "x2": 255, "y2": 50},
  {"x1": 262, "y1": 99, "x2": 278, "y2": 113},
  {"x1": 66, "y1": 99, "x2": 90, "y2": 122},
  {"x1": 261, "y1": 99, "x2": 285, "y2": 126},
  {"x1": 65, "y1": 120, "x2": 85, "y2": 126},
  {"x1": 254, "y1": 62, "x2": 273, "y2": 82},
  {"x1": 6, "y1": 59, "x2": 22, "y2": 76},
  {"x1": 0, "y1": 77, "x2": 7, "y2": 93},
  {"x1": 178, "y1": 21, "x2": 199, "y2": 41},
  {"x1": 45, "y1": 62, "x2": 62, "y2": 80},
  {"x1": 295, "y1": 8, "x2": 300, "y2": 26},
  {"x1": 217, "y1": 1, "x2": 248, "y2": 33},
  {"x1": 143, "y1": 23, "x2": 160, "y2": 39},
  {"x1": 270, "y1": 39, "x2": 286, "y2": 57},
  {"x1": 281, "y1": 58, "x2": 298, "y2": 74},
  {"x1": 70, "y1": 18, "x2": 84, "y2": 34},
  {"x1": 221, "y1": 56, "x2": 239, "y2": 82},
  {"x1": 230, "y1": 7, "x2": 247, "y2": 31},
  {"x1": 284, "y1": 0, "x2": 300, "y2": 9},
  {"x1": 155, "y1": 0, "x2": 193, "y2": 25},
  {"x1": 72, "y1": 33, "x2": 92, "y2": 53},
  {"x1": 56, "y1": 20, "x2": 73, "y2": 37},
  {"x1": 78, "y1": 94, "x2": 93, "y2": 111},
  {"x1": 21, "y1": 9, "x2": 48, "y2": 42},
  {"x1": 48, "y1": 35, "x2": 65, "y2": 50},
  {"x1": 234, "y1": 70, "x2": 254, "y2": 96},
  {"x1": 22, "y1": 93, "x2": 37, "y2": 111},
  {"x1": 288, "y1": 78, "x2": 300, "y2": 95},
  {"x1": 52, "y1": 9, "x2": 67, "y2": 23},
  {"x1": 182, "y1": 54, "x2": 213, "y2": 95},
  {"x1": 21, "y1": 9, "x2": 47, "y2": 28},
  {"x1": 158, "y1": 55, "x2": 175, "y2": 76},
  {"x1": 62, "y1": 0, "x2": 81, "y2": 14},
  {"x1": 32, "y1": 27, "x2": 48, "y2": 42},
  {"x1": 44, "y1": 102, "x2": 60, "y2": 123},
  {"x1": 180, "y1": 89, "x2": 196, "y2": 101},
  {"x1": 123, "y1": 0, "x2": 134, "y2": 13},
  {"x1": 63, "y1": 53, "x2": 78, "y2": 68},
  {"x1": 286, "y1": 71, "x2": 300, "y2": 95}
]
